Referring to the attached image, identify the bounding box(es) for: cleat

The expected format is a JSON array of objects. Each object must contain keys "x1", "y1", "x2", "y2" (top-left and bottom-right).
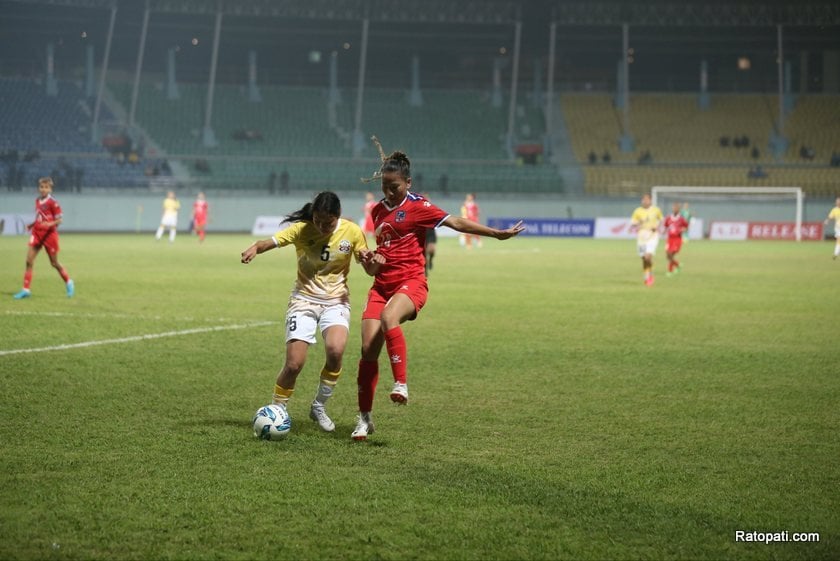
[
  {"x1": 66, "y1": 279, "x2": 75, "y2": 298},
  {"x1": 644, "y1": 276, "x2": 655, "y2": 287},
  {"x1": 351, "y1": 413, "x2": 375, "y2": 441},
  {"x1": 666, "y1": 272, "x2": 673, "y2": 278},
  {"x1": 13, "y1": 289, "x2": 31, "y2": 299},
  {"x1": 309, "y1": 403, "x2": 335, "y2": 432},
  {"x1": 389, "y1": 382, "x2": 409, "y2": 405}
]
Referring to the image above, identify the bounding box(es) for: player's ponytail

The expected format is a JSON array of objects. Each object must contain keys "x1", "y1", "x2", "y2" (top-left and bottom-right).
[
  {"x1": 361, "y1": 136, "x2": 411, "y2": 183},
  {"x1": 285, "y1": 191, "x2": 341, "y2": 222}
]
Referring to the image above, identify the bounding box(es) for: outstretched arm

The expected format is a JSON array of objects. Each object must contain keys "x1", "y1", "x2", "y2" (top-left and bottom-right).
[
  {"x1": 441, "y1": 216, "x2": 525, "y2": 240},
  {"x1": 240, "y1": 238, "x2": 277, "y2": 263}
]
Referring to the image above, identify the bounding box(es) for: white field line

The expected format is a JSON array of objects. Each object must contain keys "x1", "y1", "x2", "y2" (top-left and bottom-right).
[
  {"x1": 0, "y1": 321, "x2": 279, "y2": 357},
  {"x1": 4, "y1": 310, "x2": 249, "y2": 322}
]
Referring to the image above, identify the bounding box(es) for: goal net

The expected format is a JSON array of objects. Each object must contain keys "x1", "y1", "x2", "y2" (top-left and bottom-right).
[{"x1": 651, "y1": 186, "x2": 804, "y2": 241}]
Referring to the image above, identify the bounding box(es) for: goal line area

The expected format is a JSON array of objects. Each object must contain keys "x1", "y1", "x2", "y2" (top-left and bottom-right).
[{"x1": 651, "y1": 186, "x2": 804, "y2": 241}]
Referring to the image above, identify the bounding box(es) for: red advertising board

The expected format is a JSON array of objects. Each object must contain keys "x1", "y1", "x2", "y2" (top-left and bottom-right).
[{"x1": 747, "y1": 222, "x2": 823, "y2": 241}]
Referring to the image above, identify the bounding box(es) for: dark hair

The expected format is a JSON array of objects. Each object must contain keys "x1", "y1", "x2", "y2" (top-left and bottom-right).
[
  {"x1": 381, "y1": 151, "x2": 411, "y2": 180},
  {"x1": 285, "y1": 191, "x2": 342, "y2": 222}
]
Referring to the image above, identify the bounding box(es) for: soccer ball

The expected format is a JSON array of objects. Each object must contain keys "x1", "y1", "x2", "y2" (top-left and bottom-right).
[{"x1": 252, "y1": 404, "x2": 291, "y2": 440}]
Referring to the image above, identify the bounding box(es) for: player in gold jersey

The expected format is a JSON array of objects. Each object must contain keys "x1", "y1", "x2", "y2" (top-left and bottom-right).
[
  {"x1": 241, "y1": 192, "x2": 384, "y2": 433},
  {"x1": 630, "y1": 193, "x2": 664, "y2": 286},
  {"x1": 824, "y1": 197, "x2": 840, "y2": 260},
  {"x1": 155, "y1": 191, "x2": 181, "y2": 243}
]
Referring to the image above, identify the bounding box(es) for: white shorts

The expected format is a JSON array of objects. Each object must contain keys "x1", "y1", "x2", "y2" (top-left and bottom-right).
[
  {"x1": 160, "y1": 214, "x2": 178, "y2": 228},
  {"x1": 637, "y1": 233, "x2": 659, "y2": 257},
  {"x1": 284, "y1": 296, "x2": 350, "y2": 344}
]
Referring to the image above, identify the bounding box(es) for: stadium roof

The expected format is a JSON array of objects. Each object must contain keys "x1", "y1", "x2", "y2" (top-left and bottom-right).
[
  {"x1": 5, "y1": 0, "x2": 840, "y2": 26},
  {"x1": 551, "y1": 1, "x2": 840, "y2": 27}
]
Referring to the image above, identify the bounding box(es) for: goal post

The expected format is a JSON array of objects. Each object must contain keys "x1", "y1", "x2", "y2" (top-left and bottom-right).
[{"x1": 651, "y1": 186, "x2": 804, "y2": 241}]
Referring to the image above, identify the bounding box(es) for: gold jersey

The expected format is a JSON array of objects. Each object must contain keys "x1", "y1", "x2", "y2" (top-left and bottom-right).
[
  {"x1": 828, "y1": 207, "x2": 840, "y2": 233},
  {"x1": 631, "y1": 205, "x2": 663, "y2": 242},
  {"x1": 273, "y1": 218, "x2": 368, "y2": 305},
  {"x1": 162, "y1": 198, "x2": 180, "y2": 219}
]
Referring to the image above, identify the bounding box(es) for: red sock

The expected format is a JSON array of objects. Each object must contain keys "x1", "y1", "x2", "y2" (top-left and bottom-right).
[
  {"x1": 668, "y1": 261, "x2": 674, "y2": 272},
  {"x1": 199, "y1": 230, "x2": 205, "y2": 242},
  {"x1": 58, "y1": 267, "x2": 69, "y2": 283},
  {"x1": 384, "y1": 326, "x2": 407, "y2": 384},
  {"x1": 357, "y1": 360, "x2": 379, "y2": 412},
  {"x1": 23, "y1": 270, "x2": 33, "y2": 290},
  {"x1": 673, "y1": 259, "x2": 679, "y2": 269}
]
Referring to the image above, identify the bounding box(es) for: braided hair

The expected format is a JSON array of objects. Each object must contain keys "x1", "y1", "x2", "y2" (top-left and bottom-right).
[{"x1": 361, "y1": 136, "x2": 411, "y2": 183}]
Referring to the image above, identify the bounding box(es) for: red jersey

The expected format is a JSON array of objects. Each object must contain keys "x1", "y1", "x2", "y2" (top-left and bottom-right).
[
  {"x1": 664, "y1": 214, "x2": 688, "y2": 239},
  {"x1": 373, "y1": 192, "x2": 449, "y2": 290},
  {"x1": 463, "y1": 201, "x2": 479, "y2": 222},
  {"x1": 193, "y1": 200, "x2": 208, "y2": 220},
  {"x1": 32, "y1": 195, "x2": 62, "y2": 234}
]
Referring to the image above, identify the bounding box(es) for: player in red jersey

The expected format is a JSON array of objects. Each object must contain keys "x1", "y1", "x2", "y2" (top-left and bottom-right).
[
  {"x1": 460, "y1": 193, "x2": 482, "y2": 249},
  {"x1": 351, "y1": 149, "x2": 524, "y2": 440},
  {"x1": 13, "y1": 177, "x2": 74, "y2": 299},
  {"x1": 664, "y1": 202, "x2": 689, "y2": 277},
  {"x1": 192, "y1": 192, "x2": 209, "y2": 243}
]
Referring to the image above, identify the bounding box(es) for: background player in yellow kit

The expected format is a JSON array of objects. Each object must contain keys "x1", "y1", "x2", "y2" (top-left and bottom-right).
[
  {"x1": 630, "y1": 193, "x2": 663, "y2": 286},
  {"x1": 155, "y1": 191, "x2": 180, "y2": 243},
  {"x1": 823, "y1": 197, "x2": 840, "y2": 260},
  {"x1": 240, "y1": 191, "x2": 383, "y2": 433}
]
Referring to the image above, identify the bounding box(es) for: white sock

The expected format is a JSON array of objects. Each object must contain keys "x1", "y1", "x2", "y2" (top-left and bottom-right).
[
  {"x1": 314, "y1": 383, "x2": 334, "y2": 406},
  {"x1": 155, "y1": 226, "x2": 164, "y2": 240},
  {"x1": 169, "y1": 228, "x2": 176, "y2": 242}
]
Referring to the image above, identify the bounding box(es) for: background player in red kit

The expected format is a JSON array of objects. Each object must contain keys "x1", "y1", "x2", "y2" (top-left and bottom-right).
[
  {"x1": 362, "y1": 191, "x2": 376, "y2": 240},
  {"x1": 352, "y1": 150, "x2": 524, "y2": 440},
  {"x1": 13, "y1": 177, "x2": 74, "y2": 299},
  {"x1": 192, "y1": 192, "x2": 209, "y2": 243},
  {"x1": 664, "y1": 202, "x2": 689, "y2": 277},
  {"x1": 459, "y1": 192, "x2": 481, "y2": 249}
]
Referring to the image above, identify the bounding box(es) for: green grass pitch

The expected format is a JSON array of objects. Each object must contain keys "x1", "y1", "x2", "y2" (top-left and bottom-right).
[{"x1": 1, "y1": 233, "x2": 837, "y2": 560}]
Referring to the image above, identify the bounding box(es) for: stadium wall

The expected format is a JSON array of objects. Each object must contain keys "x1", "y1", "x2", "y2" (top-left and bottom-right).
[{"x1": 0, "y1": 193, "x2": 835, "y2": 235}]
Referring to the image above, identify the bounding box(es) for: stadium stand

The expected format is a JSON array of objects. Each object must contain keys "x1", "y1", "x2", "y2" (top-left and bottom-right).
[
  {"x1": 107, "y1": 79, "x2": 561, "y2": 193},
  {"x1": 0, "y1": 77, "x2": 169, "y2": 189},
  {"x1": 584, "y1": 165, "x2": 840, "y2": 197},
  {"x1": 108, "y1": 82, "x2": 348, "y2": 158},
  {"x1": 563, "y1": 93, "x2": 840, "y2": 196}
]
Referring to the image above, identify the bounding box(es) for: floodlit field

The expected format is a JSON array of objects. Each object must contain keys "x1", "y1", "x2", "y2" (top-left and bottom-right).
[{"x1": 0, "y1": 234, "x2": 837, "y2": 560}]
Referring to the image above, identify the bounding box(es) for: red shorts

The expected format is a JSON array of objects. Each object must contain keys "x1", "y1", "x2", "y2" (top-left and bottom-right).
[
  {"x1": 194, "y1": 218, "x2": 207, "y2": 229},
  {"x1": 29, "y1": 229, "x2": 59, "y2": 255},
  {"x1": 666, "y1": 237, "x2": 683, "y2": 254},
  {"x1": 362, "y1": 277, "x2": 429, "y2": 321}
]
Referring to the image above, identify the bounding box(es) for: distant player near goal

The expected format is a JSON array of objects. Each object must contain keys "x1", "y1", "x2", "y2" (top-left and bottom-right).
[
  {"x1": 824, "y1": 197, "x2": 840, "y2": 260},
  {"x1": 630, "y1": 193, "x2": 663, "y2": 286},
  {"x1": 679, "y1": 202, "x2": 692, "y2": 243},
  {"x1": 664, "y1": 202, "x2": 689, "y2": 277}
]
